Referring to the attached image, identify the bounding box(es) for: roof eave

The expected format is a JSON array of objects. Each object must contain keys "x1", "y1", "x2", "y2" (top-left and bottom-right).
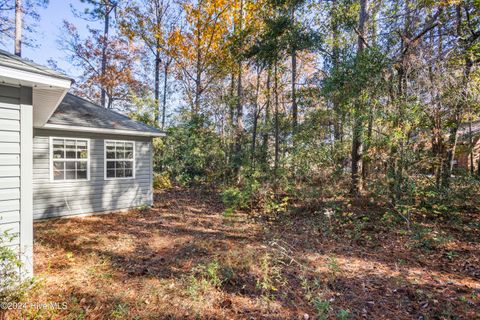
[
  {"x1": 0, "y1": 65, "x2": 73, "y2": 88},
  {"x1": 0, "y1": 64, "x2": 74, "y2": 127},
  {"x1": 38, "y1": 123, "x2": 166, "y2": 137}
]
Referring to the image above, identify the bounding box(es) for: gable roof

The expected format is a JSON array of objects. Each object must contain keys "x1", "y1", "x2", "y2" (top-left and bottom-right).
[
  {"x1": 0, "y1": 49, "x2": 72, "y2": 82},
  {"x1": 42, "y1": 93, "x2": 165, "y2": 137}
]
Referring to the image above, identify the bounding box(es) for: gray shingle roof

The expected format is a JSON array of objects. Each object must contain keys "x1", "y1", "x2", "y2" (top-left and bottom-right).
[
  {"x1": 0, "y1": 49, "x2": 72, "y2": 81},
  {"x1": 48, "y1": 93, "x2": 164, "y2": 135}
]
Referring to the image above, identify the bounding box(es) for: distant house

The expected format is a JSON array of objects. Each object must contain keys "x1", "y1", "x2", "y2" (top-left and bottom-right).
[
  {"x1": 454, "y1": 120, "x2": 480, "y2": 173},
  {"x1": 0, "y1": 49, "x2": 164, "y2": 275}
]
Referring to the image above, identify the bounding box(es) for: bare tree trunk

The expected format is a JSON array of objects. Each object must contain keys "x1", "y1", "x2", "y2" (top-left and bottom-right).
[
  {"x1": 234, "y1": 0, "x2": 244, "y2": 182},
  {"x1": 362, "y1": 107, "x2": 373, "y2": 182},
  {"x1": 330, "y1": 2, "x2": 345, "y2": 173},
  {"x1": 331, "y1": 20, "x2": 341, "y2": 142},
  {"x1": 161, "y1": 60, "x2": 169, "y2": 130},
  {"x1": 469, "y1": 119, "x2": 474, "y2": 175},
  {"x1": 274, "y1": 59, "x2": 280, "y2": 192},
  {"x1": 388, "y1": 0, "x2": 412, "y2": 203},
  {"x1": 107, "y1": 94, "x2": 113, "y2": 109},
  {"x1": 194, "y1": 48, "x2": 201, "y2": 115},
  {"x1": 229, "y1": 73, "x2": 235, "y2": 128},
  {"x1": 14, "y1": 0, "x2": 22, "y2": 57},
  {"x1": 357, "y1": 0, "x2": 367, "y2": 52},
  {"x1": 351, "y1": 109, "x2": 363, "y2": 195},
  {"x1": 101, "y1": 4, "x2": 110, "y2": 108},
  {"x1": 262, "y1": 68, "x2": 271, "y2": 167},
  {"x1": 389, "y1": 63, "x2": 406, "y2": 203},
  {"x1": 432, "y1": 119, "x2": 443, "y2": 188},
  {"x1": 350, "y1": 0, "x2": 367, "y2": 195},
  {"x1": 291, "y1": 51, "x2": 297, "y2": 131},
  {"x1": 193, "y1": 12, "x2": 202, "y2": 116},
  {"x1": 251, "y1": 67, "x2": 261, "y2": 168},
  {"x1": 290, "y1": 5, "x2": 297, "y2": 133},
  {"x1": 361, "y1": 3, "x2": 379, "y2": 184},
  {"x1": 155, "y1": 50, "x2": 161, "y2": 125},
  {"x1": 234, "y1": 60, "x2": 243, "y2": 180},
  {"x1": 427, "y1": 26, "x2": 443, "y2": 188},
  {"x1": 228, "y1": 72, "x2": 236, "y2": 179}
]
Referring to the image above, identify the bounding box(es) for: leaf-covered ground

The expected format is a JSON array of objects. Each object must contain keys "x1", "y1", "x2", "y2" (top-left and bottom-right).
[{"x1": 5, "y1": 188, "x2": 480, "y2": 319}]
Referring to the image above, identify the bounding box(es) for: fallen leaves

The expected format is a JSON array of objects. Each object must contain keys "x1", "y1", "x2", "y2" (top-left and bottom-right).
[{"x1": 4, "y1": 188, "x2": 479, "y2": 319}]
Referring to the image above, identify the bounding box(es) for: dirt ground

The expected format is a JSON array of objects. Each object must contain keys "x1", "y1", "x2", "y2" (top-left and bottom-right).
[{"x1": 4, "y1": 188, "x2": 480, "y2": 319}]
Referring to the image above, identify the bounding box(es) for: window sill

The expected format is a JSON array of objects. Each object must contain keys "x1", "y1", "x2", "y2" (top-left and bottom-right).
[{"x1": 104, "y1": 177, "x2": 136, "y2": 181}]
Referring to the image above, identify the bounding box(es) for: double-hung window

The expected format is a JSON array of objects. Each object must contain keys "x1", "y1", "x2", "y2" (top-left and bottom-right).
[
  {"x1": 51, "y1": 138, "x2": 89, "y2": 181},
  {"x1": 105, "y1": 140, "x2": 135, "y2": 179}
]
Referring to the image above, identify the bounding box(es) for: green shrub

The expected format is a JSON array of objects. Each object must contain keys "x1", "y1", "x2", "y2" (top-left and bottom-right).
[
  {"x1": 220, "y1": 180, "x2": 291, "y2": 216},
  {"x1": 0, "y1": 231, "x2": 34, "y2": 304},
  {"x1": 221, "y1": 187, "x2": 249, "y2": 212},
  {"x1": 156, "y1": 114, "x2": 227, "y2": 186},
  {"x1": 153, "y1": 173, "x2": 172, "y2": 189},
  {"x1": 264, "y1": 196, "x2": 290, "y2": 214}
]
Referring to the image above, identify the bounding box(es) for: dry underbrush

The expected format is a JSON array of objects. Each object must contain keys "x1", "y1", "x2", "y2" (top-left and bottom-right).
[{"x1": 1, "y1": 187, "x2": 479, "y2": 319}]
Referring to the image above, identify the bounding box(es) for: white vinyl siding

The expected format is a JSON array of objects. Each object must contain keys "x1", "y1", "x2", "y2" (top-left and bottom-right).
[
  {"x1": 0, "y1": 85, "x2": 34, "y2": 275},
  {"x1": 0, "y1": 87, "x2": 21, "y2": 251}
]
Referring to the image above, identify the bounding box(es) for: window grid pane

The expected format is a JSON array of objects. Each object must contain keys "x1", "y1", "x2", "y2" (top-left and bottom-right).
[
  {"x1": 105, "y1": 141, "x2": 135, "y2": 179},
  {"x1": 52, "y1": 138, "x2": 89, "y2": 181}
]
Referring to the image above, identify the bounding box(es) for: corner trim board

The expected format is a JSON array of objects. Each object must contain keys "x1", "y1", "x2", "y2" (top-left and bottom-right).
[{"x1": 19, "y1": 88, "x2": 33, "y2": 277}]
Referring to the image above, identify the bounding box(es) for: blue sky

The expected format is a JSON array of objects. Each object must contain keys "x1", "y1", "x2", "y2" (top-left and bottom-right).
[
  {"x1": 0, "y1": 1, "x2": 100, "y2": 79},
  {"x1": 0, "y1": 1, "x2": 184, "y2": 119}
]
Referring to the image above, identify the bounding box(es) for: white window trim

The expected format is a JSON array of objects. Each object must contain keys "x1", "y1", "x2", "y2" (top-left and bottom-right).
[
  {"x1": 104, "y1": 140, "x2": 136, "y2": 180},
  {"x1": 49, "y1": 137, "x2": 91, "y2": 182}
]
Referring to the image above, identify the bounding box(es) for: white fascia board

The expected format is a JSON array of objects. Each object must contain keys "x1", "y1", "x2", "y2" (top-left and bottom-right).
[
  {"x1": 0, "y1": 65, "x2": 72, "y2": 88},
  {"x1": 39, "y1": 123, "x2": 166, "y2": 137}
]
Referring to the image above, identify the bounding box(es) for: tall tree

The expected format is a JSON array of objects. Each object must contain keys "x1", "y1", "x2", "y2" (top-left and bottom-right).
[
  {"x1": 350, "y1": 0, "x2": 368, "y2": 195},
  {"x1": 169, "y1": 0, "x2": 230, "y2": 116},
  {"x1": 14, "y1": 0, "x2": 21, "y2": 56},
  {"x1": 120, "y1": 0, "x2": 176, "y2": 128},
  {"x1": 247, "y1": 7, "x2": 285, "y2": 188},
  {"x1": 76, "y1": 0, "x2": 118, "y2": 108},
  {"x1": 261, "y1": 67, "x2": 272, "y2": 168},
  {"x1": 226, "y1": 0, "x2": 264, "y2": 180},
  {"x1": 441, "y1": 1, "x2": 480, "y2": 187},
  {"x1": 233, "y1": 0, "x2": 245, "y2": 180},
  {"x1": 247, "y1": 0, "x2": 317, "y2": 185},
  {"x1": 61, "y1": 21, "x2": 143, "y2": 109},
  {"x1": 0, "y1": 0, "x2": 48, "y2": 53}
]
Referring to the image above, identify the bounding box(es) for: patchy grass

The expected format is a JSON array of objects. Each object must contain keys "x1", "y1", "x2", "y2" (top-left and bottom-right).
[{"x1": 3, "y1": 187, "x2": 480, "y2": 319}]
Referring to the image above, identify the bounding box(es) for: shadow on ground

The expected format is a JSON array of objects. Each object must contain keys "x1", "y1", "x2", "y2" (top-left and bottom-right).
[{"x1": 3, "y1": 188, "x2": 478, "y2": 319}]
